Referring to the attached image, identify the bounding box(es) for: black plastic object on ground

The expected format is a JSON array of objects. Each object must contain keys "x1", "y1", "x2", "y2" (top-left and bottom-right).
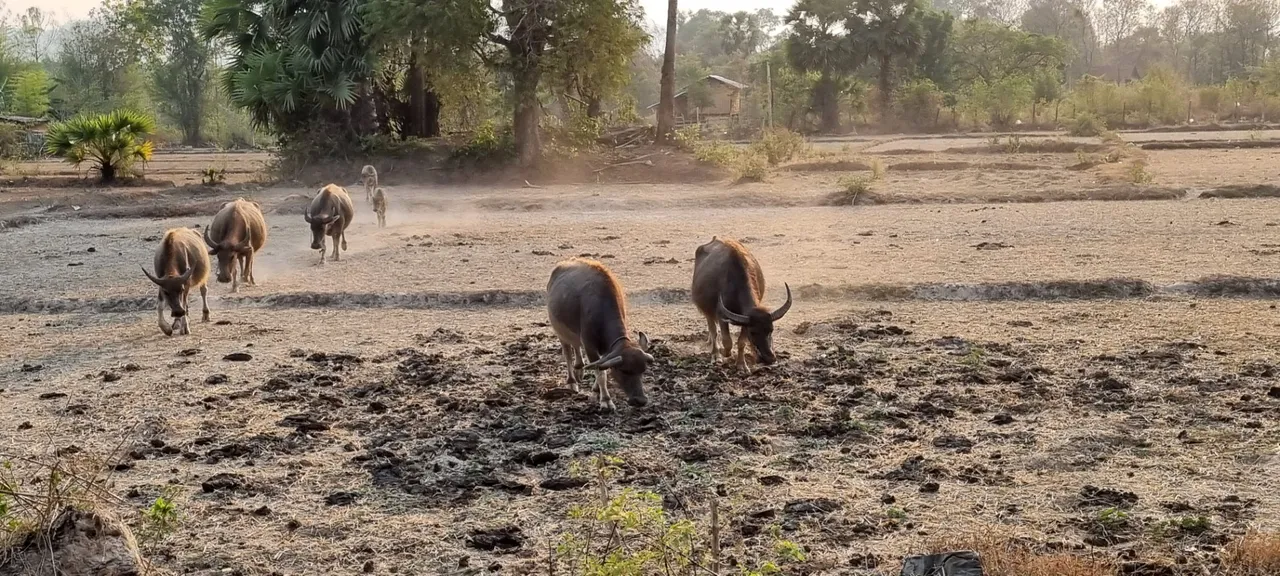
[{"x1": 900, "y1": 550, "x2": 983, "y2": 576}]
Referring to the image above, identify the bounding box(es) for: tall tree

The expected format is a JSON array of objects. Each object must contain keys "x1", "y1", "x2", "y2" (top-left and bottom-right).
[
  {"x1": 949, "y1": 19, "x2": 1068, "y2": 84},
  {"x1": 363, "y1": 0, "x2": 488, "y2": 138},
  {"x1": 544, "y1": 0, "x2": 648, "y2": 118},
  {"x1": 852, "y1": 0, "x2": 925, "y2": 119},
  {"x1": 18, "y1": 8, "x2": 53, "y2": 63},
  {"x1": 1022, "y1": 0, "x2": 1097, "y2": 80},
  {"x1": 131, "y1": 0, "x2": 213, "y2": 145},
  {"x1": 915, "y1": 10, "x2": 955, "y2": 90},
  {"x1": 785, "y1": 0, "x2": 860, "y2": 132},
  {"x1": 656, "y1": 0, "x2": 677, "y2": 142}
]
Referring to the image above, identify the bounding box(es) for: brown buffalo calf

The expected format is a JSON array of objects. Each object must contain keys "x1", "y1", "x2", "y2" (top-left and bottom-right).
[
  {"x1": 691, "y1": 237, "x2": 792, "y2": 371},
  {"x1": 205, "y1": 198, "x2": 268, "y2": 292},
  {"x1": 304, "y1": 184, "x2": 355, "y2": 264},
  {"x1": 143, "y1": 228, "x2": 211, "y2": 336},
  {"x1": 547, "y1": 258, "x2": 653, "y2": 411},
  {"x1": 372, "y1": 187, "x2": 387, "y2": 228}
]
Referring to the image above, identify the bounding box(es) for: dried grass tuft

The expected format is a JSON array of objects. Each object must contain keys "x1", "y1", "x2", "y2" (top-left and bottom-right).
[
  {"x1": 1223, "y1": 531, "x2": 1280, "y2": 575},
  {"x1": 928, "y1": 531, "x2": 1113, "y2": 576}
]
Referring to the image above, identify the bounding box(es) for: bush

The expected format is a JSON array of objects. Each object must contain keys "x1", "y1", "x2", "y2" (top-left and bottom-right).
[
  {"x1": 749, "y1": 128, "x2": 806, "y2": 165},
  {"x1": 897, "y1": 79, "x2": 945, "y2": 129},
  {"x1": 0, "y1": 124, "x2": 30, "y2": 160},
  {"x1": 544, "y1": 113, "x2": 604, "y2": 156},
  {"x1": 1069, "y1": 113, "x2": 1107, "y2": 137},
  {"x1": 450, "y1": 120, "x2": 515, "y2": 164},
  {"x1": 45, "y1": 109, "x2": 155, "y2": 183},
  {"x1": 553, "y1": 456, "x2": 805, "y2": 576},
  {"x1": 736, "y1": 151, "x2": 769, "y2": 182}
]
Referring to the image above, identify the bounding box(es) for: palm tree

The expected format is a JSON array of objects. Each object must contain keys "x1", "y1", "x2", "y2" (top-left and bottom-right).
[
  {"x1": 851, "y1": 0, "x2": 924, "y2": 123},
  {"x1": 45, "y1": 110, "x2": 155, "y2": 183},
  {"x1": 203, "y1": 0, "x2": 372, "y2": 141},
  {"x1": 785, "y1": 0, "x2": 860, "y2": 133},
  {"x1": 656, "y1": 0, "x2": 678, "y2": 142}
]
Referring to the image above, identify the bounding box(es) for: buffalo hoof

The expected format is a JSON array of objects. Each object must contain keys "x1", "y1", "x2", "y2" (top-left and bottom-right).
[
  {"x1": 202, "y1": 312, "x2": 210, "y2": 323},
  {"x1": 598, "y1": 399, "x2": 617, "y2": 412}
]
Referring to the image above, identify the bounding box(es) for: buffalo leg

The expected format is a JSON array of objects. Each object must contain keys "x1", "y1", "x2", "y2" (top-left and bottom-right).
[
  {"x1": 181, "y1": 290, "x2": 192, "y2": 335},
  {"x1": 561, "y1": 343, "x2": 580, "y2": 392},
  {"x1": 706, "y1": 316, "x2": 720, "y2": 361},
  {"x1": 735, "y1": 327, "x2": 749, "y2": 371},
  {"x1": 718, "y1": 320, "x2": 733, "y2": 359},
  {"x1": 245, "y1": 252, "x2": 256, "y2": 286},
  {"x1": 230, "y1": 262, "x2": 240, "y2": 293},
  {"x1": 331, "y1": 235, "x2": 341, "y2": 261},
  {"x1": 157, "y1": 291, "x2": 172, "y2": 336},
  {"x1": 341, "y1": 230, "x2": 348, "y2": 252},
  {"x1": 200, "y1": 284, "x2": 210, "y2": 323},
  {"x1": 596, "y1": 368, "x2": 616, "y2": 412}
]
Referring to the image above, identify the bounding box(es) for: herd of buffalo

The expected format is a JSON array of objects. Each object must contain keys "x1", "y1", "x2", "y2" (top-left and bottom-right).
[{"x1": 142, "y1": 167, "x2": 792, "y2": 411}]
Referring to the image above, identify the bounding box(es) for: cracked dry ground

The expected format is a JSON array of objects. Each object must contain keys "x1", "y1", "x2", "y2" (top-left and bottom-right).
[{"x1": 3, "y1": 189, "x2": 1280, "y2": 575}]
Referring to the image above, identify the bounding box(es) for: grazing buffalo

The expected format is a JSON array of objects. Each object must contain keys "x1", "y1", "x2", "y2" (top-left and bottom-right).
[
  {"x1": 361, "y1": 165, "x2": 378, "y2": 203},
  {"x1": 304, "y1": 184, "x2": 355, "y2": 264},
  {"x1": 547, "y1": 258, "x2": 654, "y2": 411},
  {"x1": 205, "y1": 198, "x2": 267, "y2": 293},
  {"x1": 691, "y1": 237, "x2": 792, "y2": 370},
  {"x1": 372, "y1": 187, "x2": 387, "y2": 228},
  {"x1": 143, "y1": 227, "x2": 211, "y2": 336}
]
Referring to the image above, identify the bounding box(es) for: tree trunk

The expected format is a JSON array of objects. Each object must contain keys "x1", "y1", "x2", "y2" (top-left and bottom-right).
[
  {"x1": 513, "y1": 63, "x2": 542, "y2": 167},
  {"x1": 656, "y1": 0, "x2": 678, "y2": 143},
  {"x1": 1031, "y1": 100, "x2": 1037, "y2": 126},
  {"x1": 407, "y1": 49, "x2": 428, "y2": 138},
  {"x1": 816, "y1": 73, "x2": 840, "y2": 134},
  {"x1": 100, "y1": 163, "x2": 116, "y2": 184},
  {"x1": 587, "y1": 97, "x2": 602, "y2": 118},
  {"x1": 425, "y1": 89, "x2": 441, "y2": 137},
  {"x1": 878, "y1": 53, "x2": 893, "y2": 124}
]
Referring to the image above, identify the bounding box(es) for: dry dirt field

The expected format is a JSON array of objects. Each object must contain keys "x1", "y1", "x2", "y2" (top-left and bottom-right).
[{"x1": 3, "y1": 133, "x2": 1280, "y2": 576}]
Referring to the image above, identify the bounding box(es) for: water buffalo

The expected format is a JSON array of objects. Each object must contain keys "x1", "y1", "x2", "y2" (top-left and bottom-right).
[
  {"x1": 304, "y1": 184, "x2": 355, "y2": 264},
  {"x1": 204, "y1": 198, "x2": 267, "y2": 293},
  {"x1": 143, "y1": 227, "x2": 210, "y2": 336},
  {"x1": 372, "y1": 187, "x2": 387, "y2": 228},
  {"x1": 361, "y1": 165, "x2": 378, "y2": 203},
  {"x1": 691, "y1": 237, "x2": 792, "y2": 370},
  {"x1": 547, "y1": 258, "x2": 654, "y2": 411}
]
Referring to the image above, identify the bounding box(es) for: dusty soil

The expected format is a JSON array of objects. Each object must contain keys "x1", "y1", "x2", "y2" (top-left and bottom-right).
[{"x1": 3, "y1": 131, "x2": 1280, "y2": 575}]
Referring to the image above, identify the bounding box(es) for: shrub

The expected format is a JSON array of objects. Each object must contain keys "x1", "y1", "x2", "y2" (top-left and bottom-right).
[
  {"x1": 736, "y1": 151, "x2": 769, "y2": 182},
  {"x1": 45, "y1": 110, "x2": 155, "y2": 183},
  {"x1": 544, "y1": 113, "x2": 604, "y2": 156},
  {"x1": 673, "y1": 125, "x2": 703, "y2": 152},
  {"x1": 1127, "y1": 160, "x2": 1153, "y2": 184},
  {"x1": 553, "y1": 456, "x2": 805, "y2": 576},
  {"x1": 749, "y1": 128, "x2": 806, "y2": 165},
  {"x1": 869, "y1": 158, "x2": 886, "y2": 180},
  {"x1": 897, "y1": 79, "x2": 945, "y2": 129},
  {"x1": 450, "y1": 120, "x2": 515, "y2": 164},
  {"x1": 824, "y1": 176, "x2": 873, "y2": 206},
  {"x1": 1069, "y1": 113, "x2": 1106, "y2": 137},
  {"x1": 0, "y1": 124, "x2": 29, "y2": 159}
]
